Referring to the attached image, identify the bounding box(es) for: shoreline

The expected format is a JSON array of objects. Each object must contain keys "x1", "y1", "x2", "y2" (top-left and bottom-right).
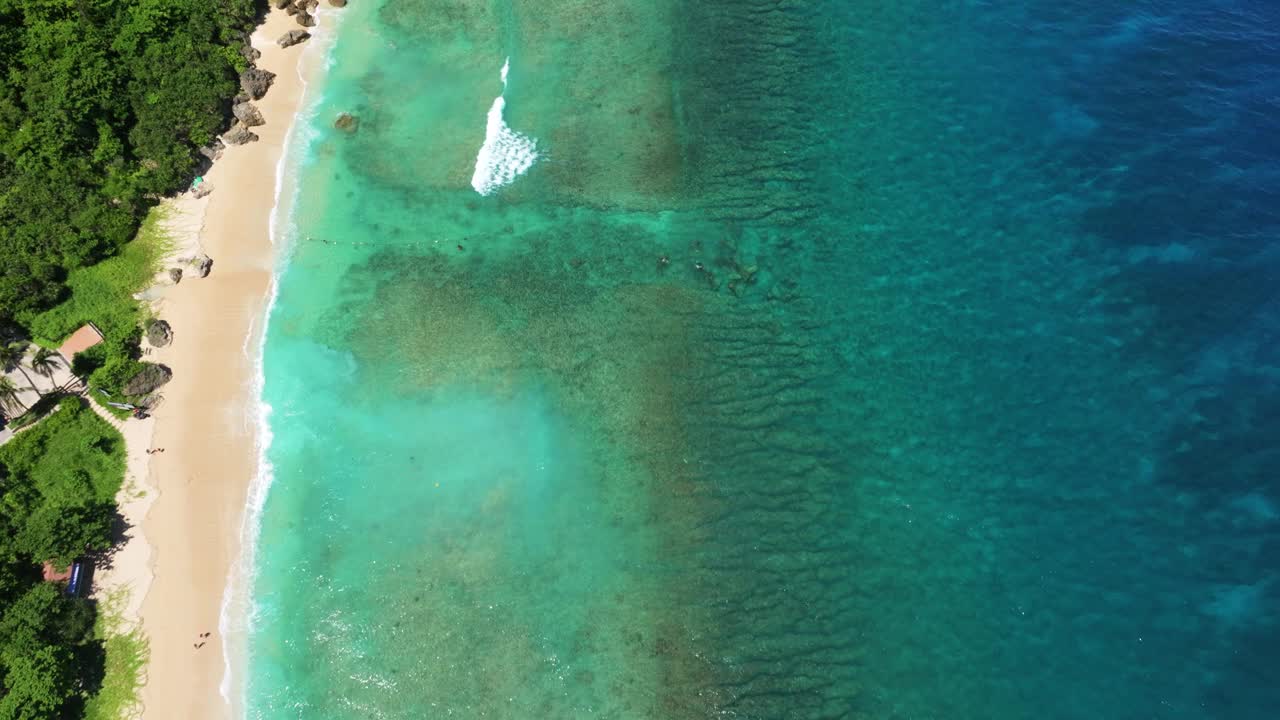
[
  {"x1": 219, "y1": 8, "x2": 340, "y2": 712},
  {"x1": 129, "y1": 8, "x2": 328, "y2": 720}
]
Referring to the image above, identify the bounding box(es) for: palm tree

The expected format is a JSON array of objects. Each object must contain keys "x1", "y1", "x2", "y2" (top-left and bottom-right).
[
  {"x1": 0, "y1": 375, "x2": 27, "y2": 416},
  {"x1": 0, "y1": 342, "x2": 38, "y2": 395},
  {"x1": 29, "y1": 347, "x2": 62, "y2": 391}
]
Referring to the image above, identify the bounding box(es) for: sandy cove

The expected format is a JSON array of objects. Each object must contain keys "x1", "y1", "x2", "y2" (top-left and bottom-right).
[{"x1": 121, "y1": 9, "x2": 322, "y2": 720}]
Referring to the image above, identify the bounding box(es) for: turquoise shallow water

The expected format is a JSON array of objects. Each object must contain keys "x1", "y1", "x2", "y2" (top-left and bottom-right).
[{"x1": 247, "y1": 0, "x2": 1280, "y2": 718}]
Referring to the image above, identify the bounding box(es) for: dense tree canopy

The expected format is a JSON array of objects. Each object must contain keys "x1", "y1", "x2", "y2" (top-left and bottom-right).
[
  {"x1": 0, "y1": 6, "x2": 261, "y2": 715},
  {"x1": 0, "y1": 584, "x2": 91, "y2": 720},
  {"x1": 0, "y1": 398, "x2": 124, "y2": 718},
  {"x1": 0, "y1": 398, "x2": 123, "y2": 568},
  {"x1": 0, "y1": 2, "x2": 259, "y2": 714},
  {"x1": 0, "y1": 0, "x2": 260, "y2": 322}
]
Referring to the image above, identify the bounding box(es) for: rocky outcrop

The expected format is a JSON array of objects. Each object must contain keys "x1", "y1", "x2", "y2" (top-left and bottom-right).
[
  {"x1": 198, "y1": 138, "x2": 225, "y2": 161},
  {"x1": 122, "y1": 363, "x2": 172, "y2": 397},
  {"x1": 295, "y1": 11, "x2": 316, "y2": 27},
  {"x1": 284, "y1": 1, "x2": 318, "y2": 11},
  {"x1": 278, "y1": 30, "x2": 310, "y2": 48},
  {"x1": 240, "y1": 45, "x2": 261, "y2": 64},
  {"x1": 146, "y1": 320, "x2": 173, "y2": 348},
  {"x1": 196, "y1": 254, "x2": 214, "y2": 278},
  {"x1": 223, "y1": 122, "x2": 259, "y2": 145},
  {"x1": 168, "y1": 268, "x2": 183, "y2": 284},
  {"x1": 334, "y1": 112, "x2": 359, "y2": 133},
  {"x1": 232, "y1": 101, "x2": 265, "y2": 127},
  {"x1": 239, "y1": 68, "x2": 276, "y2": 100},
  {"x1": 193, "y1": 182, "x2": 214, "y2": 199}
]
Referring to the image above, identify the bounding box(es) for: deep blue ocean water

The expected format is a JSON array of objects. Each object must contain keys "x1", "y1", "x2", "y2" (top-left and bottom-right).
[{"x1": 244, "y1": 1, "x2": 1280, "y2": 717}]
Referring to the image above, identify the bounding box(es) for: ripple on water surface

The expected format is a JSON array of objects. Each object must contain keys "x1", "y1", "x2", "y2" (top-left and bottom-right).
[{"x1": 247, "y1": 0, "x2": 1280, "y2": 718}]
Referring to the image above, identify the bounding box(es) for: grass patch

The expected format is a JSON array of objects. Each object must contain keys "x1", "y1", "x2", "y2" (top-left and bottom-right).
[
  {"x1": 20, "y1": 207, "x2": 175, "y2": 348},
  {"x1": 90, "y1": 392, "x2": 138, "y2": 421},
  {"x1": 83, "y1": 588, "x2": 149, "y2": 720},
  {"x1": 0, "y1": 397, "x2": 125, "y2": 505}
]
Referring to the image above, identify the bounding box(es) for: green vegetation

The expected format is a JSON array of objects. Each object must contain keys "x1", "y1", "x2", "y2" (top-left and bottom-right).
[
  {"x1": 23, "y1": 209, "x2": 173, "y2": 351},
  {"x1": 0, "y1": 377, "x2": 24, "y2": 416},
  {"x1": 6, "y1": 393, "x2": 62, "y2": 431},
  {"x1": 0, "y1": 398, "x2": 123, "y2": 567},
  {"x1": 81, "y1": 589, "x2": 147, "y2": 720},
  {"x1": 0, "y1": 399, "x2": 124, "y2": 718},
  {"x1": 0, "y1": 583, "x2": 97, "y2": 720},
  {"x1": 0, "y1": 1, "x2": 262, "y2": 715},
  {"x1": 22, "y1": 206, "x2": 172, "y2": 408},
  {"x1": 0, "y1": 0, "x2": 261, "y2": 325}
]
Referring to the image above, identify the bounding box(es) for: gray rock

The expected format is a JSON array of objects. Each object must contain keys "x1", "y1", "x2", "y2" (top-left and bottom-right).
[
  {"x1": 196, "y1": 254, "x2": 214, "y2": 278},
  {"x1": 197, "y1": 138, "x2": 225, "y2": 161},
  {"x1": 146, "y1": 320, "x2": 173, "y2": 348},
  {"x1": 329, "y1": 0, "x2": 347, "y2": 6},
  {"x1": 122, "y1": 363, "x2": 173, "y2": 397},
  {"x1": 240, "y1": 45, "x2": 261, "y2": 64},
  {"x1": 296, "y1": 10, "x2": 316, "y2": 27},
  {"x1": 278, "y1": 29, "x2": 311, "y2": 48},
  {"x1": 168, "y1": 268, "x2": 183, "y2": 284},
  {"x1": 302, "y1": 0, "x2": 320, "y2": 9},
  {"x1": 334, "y1": 112, "x2": 359, "y2": 133},
  {"x1": 239, "y1": 68, "x2": 276, "y2": 100},
  {"x1": 193, "y1": 183, "x2": 214, "y2": 199},
  {"x1": 232, "y1": 101, "x2": 265, "y2": 127},
  {"x1": 284, "y1": 2, "x2": 300, "y2": 15},
  {"x1": 223, "y1": 122, "x2": 259, "y2": 145}
]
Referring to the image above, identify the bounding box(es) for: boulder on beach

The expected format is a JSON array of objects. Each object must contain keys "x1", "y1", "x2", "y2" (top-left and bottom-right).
[
  {"x1": 284, "y1": 1, "x2": 300, "y2": 14},
  {"x1": 168, "y1": 267, "x2": 183, "y2": 284},
  {"x1": 296, "y1": 11, "x2": 316, "y2": 27},
  {"x1": 239, "y1": 68, "x2": 276, "y2": 100},
  {"x1": 146, "y1": 320, "x2": 173, "y2": 348},
  {"x1": 329, "y1": 0, "x2": 348, "y2": 7},
  {"x1": 198, "y1": 138, "x2": 225, "y2": 162},
  {"x1": 278, "y1": 29, "x2": 311, "y2": 48},
  {"x1": 223, "y1": 122, "x2": 259, "y2": 145},
  {"x1": 196, "y1": 254, "x2": 214, "y2": 278},
  {"x1": 193, "y1": 182, "x2": 214, "y2": 199},
  {"x1": 240, "y1": 45, "x2": 261, "y2": 64},
  {"x1": 334, "y1": 113, "x2": 359, "y2": 133},
  {"x1": 232, "y1": 101, "x2": 265, "y2": 127},
  {"x1": 122, "y1": 363, "x2": 173, "y2": 397}
]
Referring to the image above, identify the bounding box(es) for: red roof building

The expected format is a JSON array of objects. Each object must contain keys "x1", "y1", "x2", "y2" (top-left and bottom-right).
[{"x1": 56, "y1": 324, "x2": 104, "y2": 361}]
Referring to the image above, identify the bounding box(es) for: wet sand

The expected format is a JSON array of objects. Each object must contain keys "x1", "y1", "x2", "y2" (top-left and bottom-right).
[{"x1": 137, "y1": 9, "x2": 319, "y2": 719}]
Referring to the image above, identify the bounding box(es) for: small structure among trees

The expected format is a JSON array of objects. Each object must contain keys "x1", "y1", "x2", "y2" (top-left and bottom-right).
[
  {"x1": 55, "y1": 325, "x2": 104, "y2": 364},
  {"x1": 0, "y1": 398, "x2": 124, "y2": 715}
]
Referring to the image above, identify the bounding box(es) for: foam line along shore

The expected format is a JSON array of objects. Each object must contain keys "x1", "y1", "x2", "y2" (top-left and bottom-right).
[{"x1": 136, "y1": 5, "x2": 338, "y2": 719}]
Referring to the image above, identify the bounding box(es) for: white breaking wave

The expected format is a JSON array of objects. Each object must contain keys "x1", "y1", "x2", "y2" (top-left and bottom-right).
[
  {"x1": 218, "y1": 7, "x2": 340, "y2": 714},
  {"x1": 470, "y1": 57, "x2": 539, "y2": 195}
]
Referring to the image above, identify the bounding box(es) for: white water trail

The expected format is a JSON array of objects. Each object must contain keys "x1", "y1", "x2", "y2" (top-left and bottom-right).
[{"x1": 470, "y1": 57, "x2": 540, "y2": 195}]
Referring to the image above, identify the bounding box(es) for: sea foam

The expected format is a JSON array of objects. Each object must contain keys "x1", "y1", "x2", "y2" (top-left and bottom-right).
[
  {"x1": 470, "y1": 58, "x2": 539, "y2": 195},
  {"x1": 218, "y1": 9, "x2": 338, "y2": 713}
]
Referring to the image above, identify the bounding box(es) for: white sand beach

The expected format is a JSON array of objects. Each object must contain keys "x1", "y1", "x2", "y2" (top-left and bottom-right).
[{"x1": 116, "y1": 8, "x2": 322, "y2": 719}]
